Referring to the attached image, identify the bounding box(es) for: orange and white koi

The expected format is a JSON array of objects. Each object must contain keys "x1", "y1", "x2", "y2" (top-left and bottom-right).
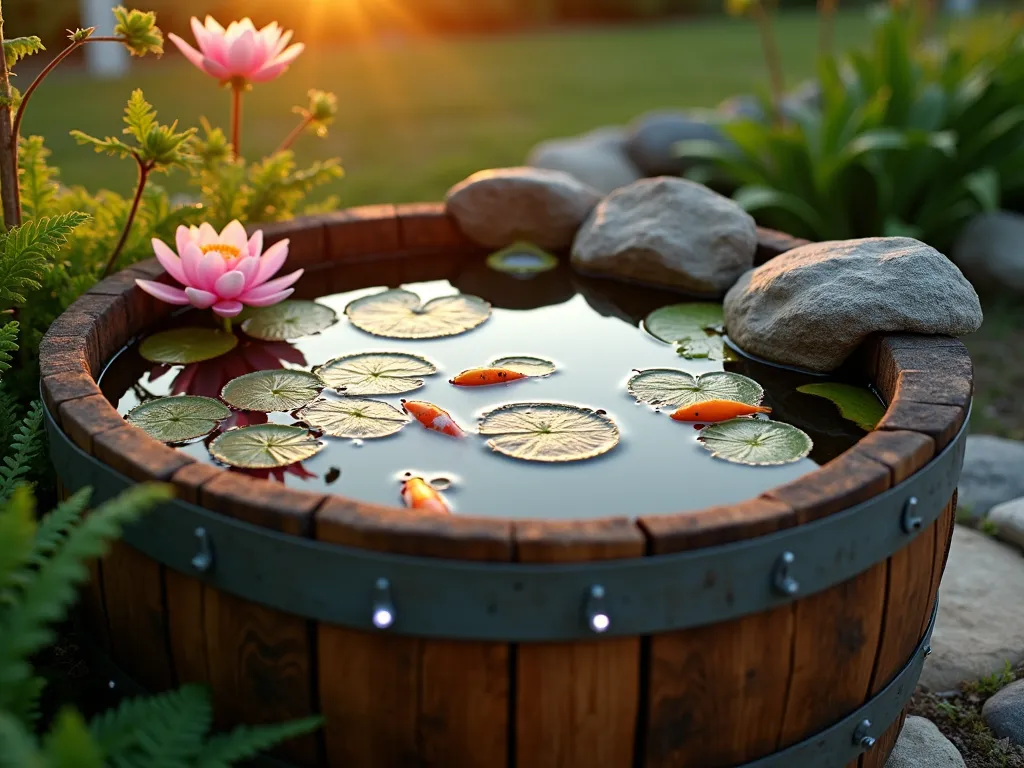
[
  {"x1": 400, "y1": 476, "x2": 450, "y2": 514},
  {"x1": 670, "y1": 399, "x2": 772, "y2": 423},
  {"x1": 401, "y1": 399, "x2": 466, "y2": 437},
  {"x1": 450, "y1": 367, "x2": 528, "y2": 387}
]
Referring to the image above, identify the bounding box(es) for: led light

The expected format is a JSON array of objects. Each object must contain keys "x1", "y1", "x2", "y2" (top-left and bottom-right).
[
  {"x1": 584, "y1": 584, "x2": 610, "y2": 634},
  {"x1": 372, "y1": 608, "x2": 394, "y2": 629},
  {"x1": 371, "y1": 577, "x2": 395, "y2": 631},
  {"x1": 590, "y1": 612, "x2": 610, "y2": 633}
]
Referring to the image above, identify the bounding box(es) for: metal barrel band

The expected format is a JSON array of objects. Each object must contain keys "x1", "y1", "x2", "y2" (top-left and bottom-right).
[{"x1": 45, "y1": 401, "x2": 967, "y2": 642}]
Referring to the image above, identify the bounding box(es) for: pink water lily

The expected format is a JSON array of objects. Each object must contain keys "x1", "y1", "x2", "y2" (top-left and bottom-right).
[
  {"x1": 168, "y1": 17, "x2": 304, "y2": 85},
  {"x1": 136, "y1": 221, "x2": 303, "y2": 318}
]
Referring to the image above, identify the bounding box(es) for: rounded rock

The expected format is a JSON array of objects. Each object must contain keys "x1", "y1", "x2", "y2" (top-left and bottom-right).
[
  {"x1": 885, "y1": 717, "x2": 965, "y2": 768},
  {"x1": 957, "y1": 435, "x2": 1024, "y2": 519},
  {"x1": 982, "y1": 679, "x2": 1024, "y2": 746},
  {"x1": 951, "y1": 210, "x2": 1024, "y2": 296},
  {"x1": 625, "y1": 109, "x2": 726, "y2": 176},
  {"x1": 527, "y1": 126, "x2": 642, "y2": 195}
]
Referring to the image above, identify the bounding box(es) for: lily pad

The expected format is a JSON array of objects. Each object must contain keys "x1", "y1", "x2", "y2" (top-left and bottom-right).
[
  {"x1": 220, "y1": 369, "x2": 324, "y2": 412},
  {"x1": 677, "y1": 335, "x2": 737, "y2": 362},
  {"x1": 126, "y1": 396, "x2": 230, "y2": 443},
  {"x1": 297, "y1": 397, "x2": 411, "y2": 439},
  {"x1": 645, "y1": 303, "x2": 724, "y2": 343},
  {"x1": 797, "y1": 383, "x2": 886, "y2": 432},
  {"x1": 490, "y1": 356, "x2": 556, "y2": 377},
  {"x1": 139, "y1": 327, "x2": 237, "y2": 365},
  {"x1": 315, "y1": 352, "x2": 437, "y2": 396},
  {"x1": 209, "y1": 424, "x2": 324, "y2": 469},
  {"x1": 477, "y1": 403, "x2": 619, "y2": 463},
  {"x1": 627, "y1": 369, "x2": 764, "y2": 410},
  {"x1": 345, "y1": 289, "x2": 491, "y2": 339},
  {"x1": 241, "y1": 300, "x2": 338, "y2": 341},
  {"x1": 486, "y1": 242, "x2": 559, "y2": 276},
  {"x1": 698, "y1": 419, "x2": 813, "y2": 466}
]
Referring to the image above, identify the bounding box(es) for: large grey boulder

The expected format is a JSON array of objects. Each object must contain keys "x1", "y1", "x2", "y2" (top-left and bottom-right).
[
  {"x1": 526, "y1": 127, "x2": 642, "y2": 195},
  {"x1": 885, "y1": 717, "x2": 965, "y2": 768},
  {"x1": 957, "y1": 435, "x2": 1024, "y2": 518},
  {"x1": 723, "y1": 237, "x2": 983, "y2": 372},
  {"x1": 571, "y1": 177, "x2": 757, "y2": 297},
  {"x1": 952, "y1": 210, "x2": 1024, "y2": 295},
  {"x1": 625, "y1": 109, "x2": 726, "y2": 176},
  {"x1": 982, "y1": 679, "x2": 1024, "y2": 745},
  {"x1": 988, "y1": 496, "x2": 1024, "y2": 550},
  {"x1": 444, "y1": 167, "x2": 601, "y2": 250}
]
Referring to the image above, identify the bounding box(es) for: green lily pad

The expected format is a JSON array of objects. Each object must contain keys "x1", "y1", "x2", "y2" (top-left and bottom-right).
[
  {"x1": 698, "y1": 419, "x2": 813, "y2": 466},
  {"x1": 645, "y1": 303, "x2": 724, "y2": 343},
  {"x1": 627, "y1": 369, "x2": 764, "y2": 410},
  {"x1": 241, "y1": 300, "x2": 338, "y2": 341},
  {"x1": 477, "y1": 402, "x2": 619, "y2": 463},
  {"x1": 345, "y1": 289, "x2": 491, "y2": 339},
  {"x1": 209, "y1": 424, "x2": 324, "y2": 469},
  {"x1": 797, "y1": 383, "x2": 886, "y2": 432},
  {"x1": 486, "y1": 242, "x2": 559, "y2": 276},
  {"x1": 315, "y1": 352, "x2": 437, "y2": 396},
  {"x1": 677, "y1": 335, "x2": 737, "y2": 362},
  {"x1": 220, "y1": 369, "x2": 324, "y2": 412},
  {"x1": 126, "y1": 396, "x2": 230, "y2": 443},
  {"x1": 490, "y1": 356, "x2": 556, "y2": 377},
  {"x1": 297, "y1": 397, "x2": 411, "y2": 439},
  {"x1": 139, "y1": 327, "x2": 237, "y2": 365}
]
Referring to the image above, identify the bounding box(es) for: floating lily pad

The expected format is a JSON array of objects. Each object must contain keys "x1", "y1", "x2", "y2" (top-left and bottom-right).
[
  {"x1": 678, "y1": 335, "x2": 738, "y2": 362},
  {"x1": 126, "y1": 396, "x2": 230, "y2": 443},
  {"x1": 486, "y1": 242, "x2": 559, "y2": 276},
  {"x1": 241, "y1": 300, "x2": 338, "y2": 341},
  {"x1": 627, "y1": 369, "x2": 764, "y2": 410},
  {"x1": 209, "y1": 424, "x2": 324, "y2": 469},
  {"x1": 645, "y1": 303, "x2": 724, "y2": 343},
  {"x1": 220, "y1": 369, "x2": 324, "y2": 412},
  {"x1": 490, "y1": 356, "x2": 556, "y2": 377},
  {"x1": 297, "y1": 397, "x2": 411, "y2": 439},
  {"x1": 139, "y1": 327, "x2": 237, "y2": 365},
  {"x1": 797, "y1": 383, "x2": 886, "y2": 432},
  {"x1": 315, "y1": 352, "x2": 437, "y2": 396},
  {"x1": 345, "y1": 289, "x2": 491, "y2": 339},
  {"x1": 477, "y1": 403, "x2": 619, "y2": 463},
  {"x1": 698, "y1": 419, "x2": 813, "y2": 465}
]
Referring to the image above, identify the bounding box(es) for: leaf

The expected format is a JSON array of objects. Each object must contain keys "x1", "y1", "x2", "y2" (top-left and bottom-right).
[
  {"x1": 314, "y1": 352, "x2": 437, "y2": 396},
  {"x1": 644, "y1": 303, "x2": 725, "y2": 344},
  {"x1": 677, "y1": 335, "x2": 736, "y2": 362},
  {"x1": 486, "y1": 242, "x2": 559, "y2": 276},
  {"x1": 139, "y1": 328, "x2": 238, "y2": 365},
  {"x1": 345, "y1": 289, "x2": 491, "y2": 339},
  {"x1": 627, "y1": 369, "x2": 763, "y2": 410},
  {"x1": 797, "y1": 383, "x2": 886, "y2": 431},
  {"x1": 241, "y1": 300, "x2": 338, "y2": 341},
  {"x1": 3, "y1": 37, "x2": 44, "y2": 68},
  {"x1": 220, "y1": 370, "x2": 324, "y2": 412},
  {"x1": 490, "y1": 356, "x2": 556, "y2": 376},
  {"x1": 210, "y1": 424, "x2": 323, "y2": 469},
  {"x1": 698, "y1": 419, "x2": 813, "y2": 465},
  {"x1": 297, "y1": 398, "x2": 411, "y2": 438},
  {"x1": 126, "y1": 396, "x2": 231, "y2": 443},
  {"x1": 0, "y1": 212, "x2": 89, "y2": 306},
  {"x1": 477, "y1": 403, "x2": 619, "y2": 463},
  {"x1": 112, "y1": 6, "x2": 164, "y2": 57}
]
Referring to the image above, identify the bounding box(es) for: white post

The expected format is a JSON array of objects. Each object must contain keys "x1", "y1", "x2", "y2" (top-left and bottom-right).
[{"x1": 81, "y1": 0, "x2": 128, "y2": 78}]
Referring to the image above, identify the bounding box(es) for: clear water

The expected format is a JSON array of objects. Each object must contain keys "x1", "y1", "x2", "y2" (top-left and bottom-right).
[{"x1": 100, "y1": 255, "x2": 869, "y2": 520}]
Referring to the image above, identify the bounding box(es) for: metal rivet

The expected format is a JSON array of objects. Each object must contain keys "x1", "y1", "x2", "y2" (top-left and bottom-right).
[
  {"x1": 925, "y1": 645, "x2": 933, "y2": 657},
  {"x1": 854, "y1": 719, "x2": 875, "y2": 750},
  {"x1": 372, "y1": 577, "x2": 395, "y2": 629},
  {"x1": 901, "y1": 496, "x2": 923, "y2": 533},
  {"x1": 191, "y1": 527, "x2": 213, "y2": 573},
  {"x1": 772, "y1": 551, "x2": 799, "y2": 596},
  {"x1": 108, "y1": 680, "x2": 116, "y2": 690},
  {"x1": 584, "y1": 584, "x2": 610, "y2": 634}
]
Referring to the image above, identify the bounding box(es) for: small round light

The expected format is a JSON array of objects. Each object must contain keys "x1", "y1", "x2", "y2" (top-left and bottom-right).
[
  {"x1": 590, "y1": 613, "x2": 610, "y2": 633},
  {"x1": 373, "y1": 608, "x2": 394, "y2": 629}
]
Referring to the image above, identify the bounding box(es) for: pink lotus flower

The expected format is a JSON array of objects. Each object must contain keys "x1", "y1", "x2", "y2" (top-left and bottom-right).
[
  {"x1": 168, "y1": 16, "x2": 304, "y2": 84},
  {"x1": 136, "y1": 220, "x2": 303, "y2": 318}
]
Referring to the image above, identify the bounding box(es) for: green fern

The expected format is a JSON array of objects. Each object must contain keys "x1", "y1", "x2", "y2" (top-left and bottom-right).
[
  {"x1": 3, "y1": 37, "x2": 45, "y2": 69},
  {"x1": 112, "y1": 6, "x2": 164, "y2": 58},
  {"x1": 0, "y1": 486, "x2": 35, "y2": 599},
  {"x1": 0, "y1": 322, "x2": 18, "y2": 374},
  {"x1": 0, "y1": 213, "x2": 90, "y2": 307},
  {"x1": 43, "y1": 708, "x2": 105, "y2": 767},
  {"x1": 195, "y1": 716, "x2": 324, "y2": 767},
  {"x1": 0, "y1": 385, "x2": 21, "y2": 447},
  {"x1": 19, "y1": 137, "x2": 61, "y2": 221},
  {"x1": 0, "y1": 710, "x2": 39, "y2": 768},
  {"x1": 0, "y1": 401, "x2": 44, "y2": 504}
]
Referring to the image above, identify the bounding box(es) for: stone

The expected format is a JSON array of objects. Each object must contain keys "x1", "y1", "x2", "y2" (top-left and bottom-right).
[
  {"x1": 444, "y1": 167, "x2": 602, "y2": 250},
  {"x1": 526, "y1": 127, "x2": 642, "y2": 195},
  {"x1": 987, "y1": 497, "x2": 1024, "y2": 550},
  {"x1": 951, "y1": 211, "x2": 1024, "y2": 295},
  {"x1": 718, "y1": 93, "x2": 767, "y2": 122},
  {"x1": 571, "y1": 177, "x2": 757, "y2": 297},
  {"x1": 723, "y1": 237, "x2": 983, "y2": 372},
  {"x1": 624, "y1": 109, "x2": 726, "y2": 176},
  {"x1": 920, "y1": 527, "x2": 1024, "y2": 691},
  {"x1": 982, "y1": 679, "x2": 1024, "y2": 745},
  {"x1": 958, "y1": 436, "x2": 1024, "y2": 518},
  {"x1": 885, "y1": 717, "x2": 966, "y2": 768}
]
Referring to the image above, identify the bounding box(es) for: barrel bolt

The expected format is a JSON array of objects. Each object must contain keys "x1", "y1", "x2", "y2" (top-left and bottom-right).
[
  {"x1": 772, "y1": 551, "x2": 799, "y2": 596},
  {"x1": 372, "y1": 577, "x2": 395, "y2": 630},
  {"x1": 191, "y1": 527, "x2": 214, "y2": 573},
  {"x1": 901, "y1": 496, "x2": 923, "y2": 533},
  {"x1": 584, "y1": 585, "x2": 610, "y2": 634},
  {"x1": 854, "y1": 719, "x2": 875, "y2": 750}
]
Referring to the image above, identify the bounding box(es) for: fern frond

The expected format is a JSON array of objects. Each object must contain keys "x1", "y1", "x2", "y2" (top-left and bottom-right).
[
  {"x1": 123, "y1": 88, "x2": 156, "y2": 144},
  {"x1": 0, "y1": 710, "x2": 42, "y2": 768},
  {"x1": 0, "y1": 384, "x2": 21, "y2": 446},
  {"x1": 0, "y1": 213, "x2": 90, "y2": 306},
  {"x1": 69, "y1": 130, "x2": 137, "y2": 162},
  {"x1": 28, "y1": 489, "x2": 89, "y2": 568},
  {"x1": 18, "y1": 136, "x2": 61, "y2": 220},
  {"x1": 0, "y1": 486, "x2": 37, "y2": 598},
  {"x1": 196, "y1": 715, "x2": 324, "y2": 768},
  {"x1": 0, "y1": 401, "x2": 44, "y2": 504},
  {"x1": 42, "y1": 708, "x2": 104, "y2": 768},
  {"x1": 90, "y1": 684, "x2": 210, "y2": 764},
  {"x1": 112, "y1": 6, "x2": 164, "y2": 57},
  {"x1": 3, "y1": 36, "x2": 45, "y2": 68},
  {"x1": 5, "y1": 674, "x2": 46, "y2": 727},
  {"x1": 0, "y1": 321, "x2": 18, "y2": 374}
]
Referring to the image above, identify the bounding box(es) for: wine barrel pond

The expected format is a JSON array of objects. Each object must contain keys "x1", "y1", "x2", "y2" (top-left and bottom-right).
[{"x1": 41, "y1": 203, "x2": 972, "y2": 768}]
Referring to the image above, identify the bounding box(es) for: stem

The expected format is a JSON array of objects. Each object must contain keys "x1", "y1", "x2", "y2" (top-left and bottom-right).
[
  {"x1": 275, "y1": 115, "x2": 312, "y2": 154},
  {"x1": 231, "y1": 82, "x2": 243, "y2": 158},
  {"x1": 221, "y1": 315, "x2": 232, "y2": 333},
  {"x1": 818, "y1": 0, "x2": 835, "y2": 59},
  {"x1": 753, "y1": 1, "x2": 786, "y2": 127},
  {"x1": 102, "y1": 158, "x2": 150, "y2": 277},
  {"x1": 0, "y1": 5, "x2": 22, "y2": 228}
]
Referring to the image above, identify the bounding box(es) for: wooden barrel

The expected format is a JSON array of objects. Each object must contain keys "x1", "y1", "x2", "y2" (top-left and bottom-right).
[{"x1": 40, "y1": 204, "x2": 971, "y2": 768}]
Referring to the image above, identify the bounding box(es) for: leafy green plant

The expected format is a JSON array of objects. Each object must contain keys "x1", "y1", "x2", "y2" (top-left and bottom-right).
[{"x1": 964, "y1": 661, "x2": 1016, "y2": 698}]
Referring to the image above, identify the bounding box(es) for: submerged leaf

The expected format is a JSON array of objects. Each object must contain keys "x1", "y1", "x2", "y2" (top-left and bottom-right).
[
  {"x1": 477, "y1": 403, "x2": 619, "y2": 463},
  {"x1": 698, "y1": 419, "x2": 813, "y2": 465},
  {"x1": 139, "y1": 328, "x2": 237, "y2": 364},
  {"x1": 297, "y1": 398, "x2": 411, "y2": 438},
  {"x1": 677, "y1": 335, "x2": 737, "y2": 362},
  {"x1": 345, "y1": 289, "x2": 491, "y2": 339},
  {"x1": 797, "y1": 383, "x2": 886, "y2": 432},
  {"x1": 486, "y1": 242, "x2": 559, "y2": 276},
  {"x1": 627, "y1": 369, "x2": 763, "y2": 410},
  {"x1": 210, "y1": 424, "x2": 323, "y2": 469},
  {"x1": 490, "y1": 356, "x2": 556, "y2": 377},
  {"x1": 644, "y1": 303, "x2": 724, "y2": 343},
  {"x1": 220, "y1": 369, "x2": 324, "y2": 412},
  {"x1": 126, "y1": 396, "x2": 230, "y2": 443},
  {"x1": 241, "y1": 300, "x2": 338, "y2": 341},
  {"x1": 315, "y1": 352, "x2": 437, "y2": 396}
]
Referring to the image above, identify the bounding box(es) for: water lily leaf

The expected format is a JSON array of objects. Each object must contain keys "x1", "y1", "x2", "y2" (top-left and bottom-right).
[
  {"x1": 297, "y1": 397, "x2": 411, "y2": 438},
  {"x1": 241, "y1": 300, "x2": 338, "y2": 341},
  {"x1": 477, "y1": 402, "x2": 619, "y2": 463},
  {"x1": 627, "y1": 369, "x2": 764, "y2": 409},
  {"x1": 139, "y1": 327, "x2": 237, "y2": 364},
  {"x1": 345, "y1": 288, "x2": 491, "y2": 339},
  {"x1": 221, "y1": 369, "x2": 324, "y2": 412},
  {"x1": 677, "y1": 335, "x2": 737, "y2": 362},
  {"x1": 126, "y1": 396, "x2": 230, "y2": 443},
  {"x1": 698, "y1": 419, "x2": 813, "y2": 465},
  {"x1": 486, "y1": 242, "x2": 559, "y2": 276},
  {"x1": 315, "y1": 352, "x2": 437, "y2": 396},
  {"x1": 644, "y1": 303, "x2": 725, "y2": 343},
  {"x1": 490, "y1": 356, "x2": 556, "y2": 376},
  {"x1": 797, "y1": 383, "x2": 886, "y2": 432},
  {"x1": 210, "y1": 424, "x2": 324, "y2": 469}
]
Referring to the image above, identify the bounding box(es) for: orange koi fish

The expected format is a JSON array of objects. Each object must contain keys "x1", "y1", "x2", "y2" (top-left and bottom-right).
[
  {"x1": 401, "y1": 476, "x2": 450, "y2": 514},
  {"x1": 670, "y1": 399, "x2": 772, "y2": 423},
  {"x1": 450, "y1": 367, "x2": 528, "y2": 387},
  {"x1": 401, "y1": 399, "x2": 466, "y2": 437}
]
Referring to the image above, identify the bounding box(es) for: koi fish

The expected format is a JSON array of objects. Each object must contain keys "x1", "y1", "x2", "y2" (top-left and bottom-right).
[
  {"x1": 401, "y1": 399, "x2": 466, "y2": 437},
  {"x1": 450, "y1": 367, "x2": 528, "y2": 387},
  {"x1": 401, "y1": 476, "x2": 450, "y2": 514},
  {"x1": 670, "y1": 399, "x2": 772, "y2": 422}
]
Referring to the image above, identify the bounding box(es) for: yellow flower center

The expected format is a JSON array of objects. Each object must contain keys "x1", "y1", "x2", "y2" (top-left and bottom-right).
[{"x1": 200, "y1": 243, "x2": 242, "y2": 261}]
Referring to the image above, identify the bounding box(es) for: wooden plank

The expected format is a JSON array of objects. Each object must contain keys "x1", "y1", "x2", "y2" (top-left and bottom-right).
[
  {"x1": 322, "y1": 205, "x2": 401, "y2": 263},
  {"x1": 250, "y1": 217, "x2": 328, "y2": 270},
  {"x1": 58, "y1": 395, "x2": 124, "y2": 450},
  {"x1": 41, "y1": 372, "x2": 102, "y2": 423},
  {"x1": 876, "y1": 402, "x2": 963, "y2": 451},
  {"x1": 46, "y1": 292, "x2": 129, "y2": 372},
  {"x1": 514, "y1": 518, "x2": 644, "y2": 768},
  {"x1": 396, "y1": 202, "x2": 471, "y2": 250},
  {"x1": 860, "y1": 708, "x2": 907, "y2": 768},
  {"x1": 872, "y1": 336, "x2": 972, "y2": 408}
]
